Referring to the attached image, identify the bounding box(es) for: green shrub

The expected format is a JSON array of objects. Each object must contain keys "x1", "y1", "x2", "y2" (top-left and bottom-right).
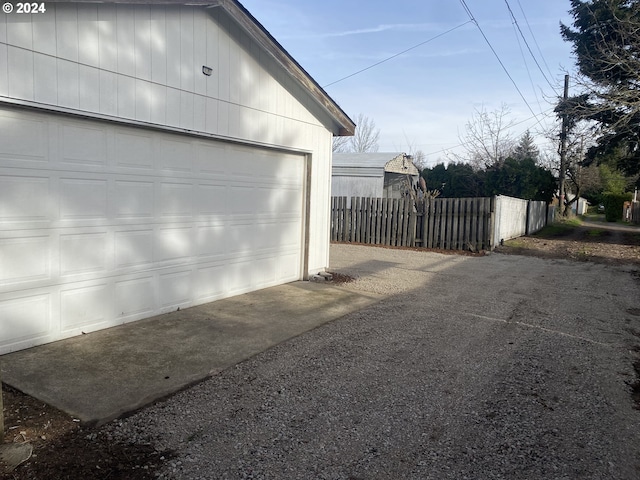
[{"x1": 602, "y1": 192, "x2": 632, "y2": 222}]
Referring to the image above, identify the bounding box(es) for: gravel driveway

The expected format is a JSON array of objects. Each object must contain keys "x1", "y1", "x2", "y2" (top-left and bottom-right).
[{"x1": 105, "y1": 244, "x2": 640, "y2": 479}]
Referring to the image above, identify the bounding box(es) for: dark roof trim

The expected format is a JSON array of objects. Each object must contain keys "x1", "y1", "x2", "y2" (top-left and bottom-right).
[{"x1": 51, "y1": 0, "x2": 355, "y2": 136}]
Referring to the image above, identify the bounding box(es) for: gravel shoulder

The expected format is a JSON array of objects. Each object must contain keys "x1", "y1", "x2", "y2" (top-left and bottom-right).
[{"x1": 3, "y1": 222, "x2": 640, "y2": 479}]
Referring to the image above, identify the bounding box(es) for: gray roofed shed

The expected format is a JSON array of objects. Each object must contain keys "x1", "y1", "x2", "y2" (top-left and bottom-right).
[{"x1": 332, "y1": 153, "x2": 420, "y2": 199}]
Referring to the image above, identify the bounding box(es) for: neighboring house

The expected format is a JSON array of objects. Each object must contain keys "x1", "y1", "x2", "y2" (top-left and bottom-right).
[
  {"x1": 566, "y1": 194, "x2": 589, "y2": 215},
  {"x1": 332, "y1": 153, "x2": 420, "y2": 200},
  {"x1": 0, "y1": 0, "x2": 354, "y2": 354}
]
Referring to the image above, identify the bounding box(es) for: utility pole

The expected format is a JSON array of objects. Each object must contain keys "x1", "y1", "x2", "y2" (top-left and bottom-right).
[{"x1": 559, "y1": 74, "x2": 569, "y2": 216}]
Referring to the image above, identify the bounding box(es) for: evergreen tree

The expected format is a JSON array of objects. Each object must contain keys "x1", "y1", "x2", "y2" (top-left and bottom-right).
[
  {"x1": 512, "y1": 130, "x2": 539, "y2": 162},
  {"x1": 485, "y1": 157, "x2": 556, "y2": 202},
  {"x1": 421, "y1": 162, "x2": 484, "y2": 198},
  {"x1": 559, "y1": 0, "x2": 640, "y2": 177}
]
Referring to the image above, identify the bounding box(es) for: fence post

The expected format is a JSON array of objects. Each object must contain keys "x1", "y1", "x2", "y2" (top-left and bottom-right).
[
  {"x1": 404, "y1": 198, "x2": 412, "y2": 246},
  {"x1": 488, "y1": 196, "x2": 496, "y2": 250},
  {"x1": 342, "y1": 197, "x2": 349, "y2": 242},
  {"x1": 408, "y1": 198, "x2": 417, "y2": 247},
  {"x1": 330, "y1": 197, "x2": 336, "y2": 242},
  {"x1": 375, "y1": 198, "x2": 382, "y2": 244},
  {"x1": 427, "y1": 198, "x2": 436, "y2": 249},
  {"x1": 433, "y1": 199, "x2": 441, "y2": 249},
  {"x1": 444, "y1": 199, "x2": 453, "y2": 250},
  {"x1": 462, "y1": 198, "x2": 470, "y2": 251},
  {"x1": 452, "y1": 198, "x2": 460, "y2": 250},
  {"x1": 352, "y1": 197, "x2": 358, "y2": 242},
  {"x1": 336, "y1": 197, "x2": 342, "y2": 241}
]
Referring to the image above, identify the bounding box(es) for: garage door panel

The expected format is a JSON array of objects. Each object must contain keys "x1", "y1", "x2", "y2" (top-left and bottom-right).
[
  {"x1": 228, "y1": 147, "x2": 259, "y2": 177},
  {"x1": 0, "y1": 107, "x2": 305, "y2": 354},
  {"x1": 278, "y1": 253, "x2": 301, "y2": 281},
  {"x1": 257, "y1": 222, "x2": 296, "y2": 252},
  {"x1": 0, "y1": 235, "x2": 51, "y2": 285},
  {"x1": 59, "y1": 178, "x2": 108, "y2": 220},
  {"x1": 227, "y1": 185, "x2": 256, "y2": 214},
  {"x1": 227, "y1": 223, "x2": 263, "y2": 256},
  {"x1": 158, "y1": 270, "x2": 192, "y2": 310},
  {"x1": 155, "y1": 226, "x2": 193, "y2": 263},
  {"x1": 257, "y1": 256, "x2": 278, "y2": 286},
  {"x1": 278, "y1": 219, "x2": 305, "y2": 247},
  {"x1": 0, "y1": 174, "x2": 51, "y2": 223},
  {"x1": 270, "y1": 153, "x2": 304, "y2": 182},
  {"x1": 60, "y1": 232, "x2": 108, "y2": 276},
  {"x1": 114, "y1": 131, "x2": 154, "y2": 170},
  {"x1": 195, "y1": 143, "x2": 226, "y2": 177},
  {"x1": 272, "y1": 187, "x2": 304, "y2": 215},
  {"x1": 115, "y1": 276, "x2": 155, "y2": 320},
  {"x1": 60, "y1": 283, "x2": 111, "y2": 332},
  {"x1": 0, "y1": 111, "x2": 48, "y2": 163},
  {"x1": 60, "y1": 123, "x2": 107, "y2": 167},
  {"x1": 115, "y1": 229, "x2": 155, "y2": 268},
  {"x1": 114, "y1": 180, "x2": 155, "y2": 219},
  {"x1": 196, "y1": 183, "x2": 227, "y2": 216},
  {"x1": 225, "y1": 259, "x2": 258, "y2": 295},
  {"x1": 158, "y1": 138, "x2": 194, "y2": 174},
  {"x1": 158, "y1": 182, "x2": 193, "y2": 218},
  {"x1": 196, "y1": 225, "x2": 227, "y2": 259},
  {"x1": 0, "y1": 292, "x2": 51, "y2": 344},
  {"x1": 194, "y1": 264, "x2": 226, "y2": 302}
]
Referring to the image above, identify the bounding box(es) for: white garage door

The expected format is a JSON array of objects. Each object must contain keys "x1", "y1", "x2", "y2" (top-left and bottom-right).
[{"x1": 0, "y1": 106, "x2": 305, "y2": 354}]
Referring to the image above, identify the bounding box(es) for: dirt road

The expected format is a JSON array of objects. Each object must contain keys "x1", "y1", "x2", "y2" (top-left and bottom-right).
[{"x1": 495, "y1": 215, "x2": 640, "y2": 266}]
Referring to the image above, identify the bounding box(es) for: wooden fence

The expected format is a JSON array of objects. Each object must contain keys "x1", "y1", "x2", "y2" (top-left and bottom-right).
[{"x1": 331, "y1": 196, "x2": 494, "y2": 251}]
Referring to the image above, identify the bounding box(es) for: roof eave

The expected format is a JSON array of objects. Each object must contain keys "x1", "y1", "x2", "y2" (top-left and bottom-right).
[{"x1": 214, "y1": 0, "x2": 355, "y2": 136}]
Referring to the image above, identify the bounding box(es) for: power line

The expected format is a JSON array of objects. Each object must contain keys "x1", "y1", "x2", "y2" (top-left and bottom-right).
[
  {"x1": 510, "y1": 12, "x2": 543, "y2": 112},
  {"x1": 516, "y1": 0, "x2": 557, "y2": 84},
  {"x1": 504, "y1": 0, "x2": 559, "y2": 95},
  {"x1": 457, "y1": 0, "x2": 541, "y2": 123},
  {"x1": 322, "y1": 20, "x2": 473, "y2": 88}
]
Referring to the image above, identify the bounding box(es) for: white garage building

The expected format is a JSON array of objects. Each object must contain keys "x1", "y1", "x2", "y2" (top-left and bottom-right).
[{"x1": 0, "y1": 0, "x2": 354, "y2": 354}]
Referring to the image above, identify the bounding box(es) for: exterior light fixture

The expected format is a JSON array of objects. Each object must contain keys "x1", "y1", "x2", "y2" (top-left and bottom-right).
[{"x1": 202, "y1": 66, "x2": 213, "y2": 76}]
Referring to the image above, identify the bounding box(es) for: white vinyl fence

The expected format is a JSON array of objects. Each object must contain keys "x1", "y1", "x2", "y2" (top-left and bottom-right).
[{"x1": 493, "y1": 195, "x2": 549, "y2": 247}]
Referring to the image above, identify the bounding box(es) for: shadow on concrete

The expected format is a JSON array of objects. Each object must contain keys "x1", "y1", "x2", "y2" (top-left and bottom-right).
[{"x1": 0, "y1": 281, "x2": 382, "y2": 426}]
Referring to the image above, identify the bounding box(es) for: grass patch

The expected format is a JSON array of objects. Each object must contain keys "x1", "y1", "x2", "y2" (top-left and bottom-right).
[
  {"x1": 586, "y1": 228, "x2": 605, "y2": 237},
  {"x1": 533, "y1": 217, "x2": 583, "y2": 238},
  {"x1": 562, "y1": 217, "x2": 584, "y2": 227},
  {"x1": 503, "y1": 239, "x2": 526, "y2": 248}
]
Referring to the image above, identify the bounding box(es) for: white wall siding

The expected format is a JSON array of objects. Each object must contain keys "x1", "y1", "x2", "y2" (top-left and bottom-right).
[
  {"x1": 78, "y1": 5, "x2": 99, "y2": 66},
  {"x1": 0, "y1": 42, "x2": 7, "y2": 97},
  {"x1": 331, "y1": 176, "x2": 385, "y2": 199}
]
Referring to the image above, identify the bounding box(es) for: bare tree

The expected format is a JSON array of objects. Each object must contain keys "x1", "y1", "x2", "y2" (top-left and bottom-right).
[
  {"x1": 332, "y1": 135, "x2": 350, "y2": 153},
  {"x1": 454, "y1": 104, "x2": 517, "y2": 169},
  {"x1": 331, "y1": 114, "x2": 381, "y2": 153},
  {"x1": 543, "y1": 118, "x2": 597, "y2": 212},
  {"x1": 350, "y1": 113, "x2": 380, "y2": 153},
  {"x1": 411, "y1": 150, "x2": 427, "y2": 171},
  {"x1": 400, "y1": 135, "x2": 427, "y2": 171}
]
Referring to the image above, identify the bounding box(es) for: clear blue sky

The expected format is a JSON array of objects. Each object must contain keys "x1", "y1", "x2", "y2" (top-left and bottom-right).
[{"x1": 240, "y1": 0, "x2": 577, "y2": 165}]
